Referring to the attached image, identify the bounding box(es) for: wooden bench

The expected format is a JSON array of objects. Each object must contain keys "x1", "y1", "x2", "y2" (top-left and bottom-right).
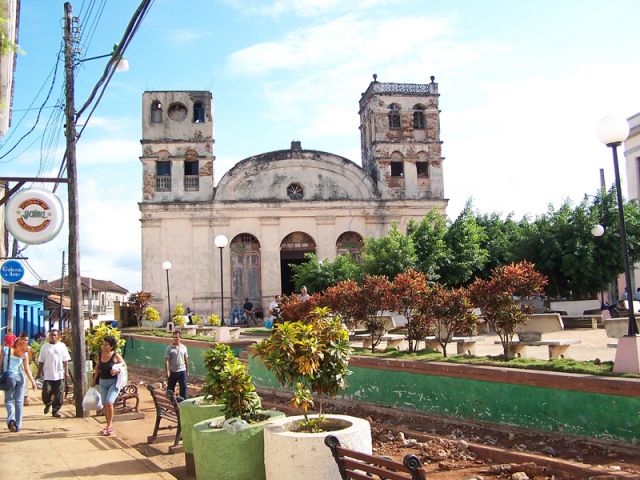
[
  {"x1": 424, "y1": 336, "x2": 483, "y2": 355},
  {"x1": 325, "y1": 435, "x2": 426, "y2": 480},
  {"x1": 355, "y1": 333, "x2": 405, "y2": 349},
  {"x1": 146, "y1": 384, "x2": 182, "y2": 447},
  {"x1": 495, "y1": 313, "x2": 581, "y2": 359},
  {"x1": 114, "y1": 384, "x2": 140, "y2": 413}
]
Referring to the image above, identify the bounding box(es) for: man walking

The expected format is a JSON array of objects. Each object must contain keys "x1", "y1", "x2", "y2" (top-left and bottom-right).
[
  {"x1": 164, "y1": 330, "x2": 189, "y2": 399},
  {"x1": 36, "y1": 330, "x2": 71, "y2": 417}
]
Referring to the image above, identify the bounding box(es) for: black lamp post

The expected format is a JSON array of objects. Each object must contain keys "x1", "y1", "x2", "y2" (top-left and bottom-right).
[
  {"x1": 591, "y1": 224, "x2": 606, "y2": 311},
  {"x1": 597, "y1": 116, "x2": 638, "y2": 337},
  {"x1": 214, "y1": 235, "x2": 228, "y2": 326},
  {"x1": 162, "y1": 261, "x2": 172, "y2": 325}
]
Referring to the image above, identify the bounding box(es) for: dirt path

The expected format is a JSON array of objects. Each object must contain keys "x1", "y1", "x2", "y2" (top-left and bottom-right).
[{"x1": 120, "y1": 366, "x2": 640, "y2": 479}]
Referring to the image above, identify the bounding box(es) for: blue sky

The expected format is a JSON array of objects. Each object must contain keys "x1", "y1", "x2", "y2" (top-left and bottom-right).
[{"x1": 3, "y1": 0, "x2": 640, "y2": 292}]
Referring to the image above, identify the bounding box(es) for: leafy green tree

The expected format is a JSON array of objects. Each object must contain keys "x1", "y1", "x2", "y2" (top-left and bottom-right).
[
  {"x1": 291, "y1": 253, "x2": 362, "y2": 293},
  {"x1": 474, "y1": 212, "x2": 524, "y2": 277},
  {"x1": 440, "y1": 202, "x2": 487, "y2": 287},
  {"x1": 407, "y1": 212, "x2": 449, "y2": 281},
  {"x1": 362, "y1": 224, "x2": 416, "y2": 280}
]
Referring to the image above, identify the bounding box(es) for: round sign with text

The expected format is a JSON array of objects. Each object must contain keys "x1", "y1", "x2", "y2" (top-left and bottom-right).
[
  {"x1": 5, "y1": 188, "x2": 64, "y2": 244},
  {"x1": 0, "y1": 260, "x2": 25, "y2": 284}
]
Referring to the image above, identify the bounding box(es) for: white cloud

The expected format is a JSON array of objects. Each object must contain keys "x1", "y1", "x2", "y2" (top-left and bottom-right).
[
  {"x1": 164, "y1": 28, "x2": 212, "y2": 46},
  {"x1": 76, "y1": 138, "x2": 140, "y2": 166}
]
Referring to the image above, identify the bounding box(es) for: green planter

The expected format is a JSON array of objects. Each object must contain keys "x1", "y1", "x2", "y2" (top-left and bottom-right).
[
  {"x1": 178, "y1": 396, "x2": 225, "y2": 476},
  {"x1": 192, "y1": 410, "x2": 285, "y2": 480}
]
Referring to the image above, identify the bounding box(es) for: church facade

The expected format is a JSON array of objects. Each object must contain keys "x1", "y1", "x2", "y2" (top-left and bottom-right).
[{"x1": 139, "y1": 77, "x2": 448, "y2": 321}]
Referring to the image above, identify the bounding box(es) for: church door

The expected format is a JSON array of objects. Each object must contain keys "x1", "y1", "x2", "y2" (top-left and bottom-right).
[
  {"x1": 280, "y1": 232, "x2": 316, "y2": 295},
  {"x1": 230, "y1": 234, "x2": 261, "y2": 314}
]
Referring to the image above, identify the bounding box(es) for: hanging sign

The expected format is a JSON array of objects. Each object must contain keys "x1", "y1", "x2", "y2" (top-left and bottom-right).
[
  {"x1": 1, "y1": 259, "x2": 25, "y2": 284},
  {"x1": 5, "y1": 188, "x2": 64, "y2": 244}
]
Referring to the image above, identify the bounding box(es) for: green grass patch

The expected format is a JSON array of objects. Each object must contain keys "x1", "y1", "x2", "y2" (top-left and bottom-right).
[
  {"x1": 351, "y1": 347, "x2": 640, "y2": 378},
  {"x1": 126, "y1": 329, "x2": 218, "y2": 343}
]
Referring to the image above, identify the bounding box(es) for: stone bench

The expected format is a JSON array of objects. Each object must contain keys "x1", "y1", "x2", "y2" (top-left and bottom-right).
[
  {"x1": 495, "y1": 339, "x2": 581, "y2": 359},
  {"x1": 603, "y1": 317, "x2": 640, "y2": 349},
  {"x1": 355, "y1": 333, "x2": 405, "y2": 349},
  {"x1": 507, "y1": 313, "x2": 581, "y2": 359},
  {"x1": 424, "y1": 336, "x2": 483, "y2": 355}
]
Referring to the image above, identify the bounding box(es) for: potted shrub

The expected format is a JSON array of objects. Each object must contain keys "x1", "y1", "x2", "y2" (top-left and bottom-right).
[
  {"x1": 191, "y1": 345, "x2": 284, "y2": 480},
  {"x1": 178, "y1": 344, "x2": 228, "y2": 475},
  {"x1": 253, "y1": 306, "x2": 371, "y2": 480},
  {"x1": 207, "y1": 313, "x2": 221, "y2": 326},
  {"x1": 143, "y1": 306, "x2": 161, "y2": 327},
  {"x1": 172, "y1": 303, "x2": 187, "y2": 328}
]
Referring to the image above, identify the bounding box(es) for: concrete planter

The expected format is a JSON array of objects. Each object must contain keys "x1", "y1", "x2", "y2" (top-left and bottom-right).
[
  {"x1": 178, "y1": 397, "x2": 225, "y2": 476},
  {"x1": 192, "y1": 410, "x2": 284, "y2": 480},
  {"x1": 264, "y1": 414, "x2": 372, "y2": 480}
]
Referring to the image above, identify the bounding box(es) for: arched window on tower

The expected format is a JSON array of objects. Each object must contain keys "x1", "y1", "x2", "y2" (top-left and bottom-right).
[
  {"x1": 413, "y1": 104, "x2": 425, "y2": 129},
  {"x1": 388, "y1": 104, "x2": 401, "y2": 129},
  {"x1": 151, "y1": 100, "x2": 163, "y2": 123},
  {"x1": 193, "y1": 101, "x2": 205, "y2": 123}
]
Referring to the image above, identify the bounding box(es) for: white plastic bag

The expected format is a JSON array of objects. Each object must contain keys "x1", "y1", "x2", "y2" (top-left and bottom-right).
[
  {"x1": 222, "y1": 417, "x2": 249, "y2": 435},
  {"x1": 82, "y1": 386, "x2": 103, "y2": 411}
]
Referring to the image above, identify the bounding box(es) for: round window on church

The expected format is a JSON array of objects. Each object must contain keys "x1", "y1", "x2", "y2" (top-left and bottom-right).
[
  {"x1": 167, "y1": 102, "x2": 188, "y2": 121},
  {"x1": 287, "y1": 183, "x2": 304, "y2": 200}
]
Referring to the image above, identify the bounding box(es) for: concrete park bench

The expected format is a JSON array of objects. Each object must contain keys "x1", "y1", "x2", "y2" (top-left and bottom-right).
[
  {"x1": 494, "y1": 313, "x2": 581, "y2": 359},
  {"x1": 424, "y1": 335, "x2": 483, "y2": 355},
  {"x1": 604, "y1": 317, "x2": 640, "y2": 348},
  {"x1": 355, "y1": 333, "x2": 405, "y2": 349}
]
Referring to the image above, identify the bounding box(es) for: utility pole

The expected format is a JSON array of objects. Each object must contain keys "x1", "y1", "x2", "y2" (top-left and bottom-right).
[
  {"x1": 6, "y1": 238, "x2": 18, "y2": 331},
  {"x1": 64, "y1": 1, "x2": 87, "y2": 417},
  {"x1": 59, "y1": 251, "x2": 65, "y2": 330}
]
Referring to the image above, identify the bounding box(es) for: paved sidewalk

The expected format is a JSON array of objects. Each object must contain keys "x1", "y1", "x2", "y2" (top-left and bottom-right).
[{"x1": 1, "y1": 398, "x2": 174, "y2": 480}]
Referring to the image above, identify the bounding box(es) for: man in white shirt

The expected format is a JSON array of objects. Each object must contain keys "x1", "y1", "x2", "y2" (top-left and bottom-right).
[{"x1": 36, "y1": 330, "x2": 71, "y2": 417}]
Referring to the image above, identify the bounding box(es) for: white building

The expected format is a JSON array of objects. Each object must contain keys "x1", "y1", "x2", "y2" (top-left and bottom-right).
[
  {"x1": 624, "y1": 112, "x2": 640, "y2": 289},
  {"x1": 139, "y1": 77, "x2": 449, "y2": 321}
]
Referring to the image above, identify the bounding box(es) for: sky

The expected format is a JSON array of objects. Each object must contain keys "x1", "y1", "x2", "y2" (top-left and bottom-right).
[{"x1": 2, "y1": 0, "x2": 640, "y2": 292}]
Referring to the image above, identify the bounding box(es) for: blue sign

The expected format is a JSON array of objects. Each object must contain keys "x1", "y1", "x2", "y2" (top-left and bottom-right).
[{"x1": 0, "y1": 260, "x2": 25, "y2": 284}]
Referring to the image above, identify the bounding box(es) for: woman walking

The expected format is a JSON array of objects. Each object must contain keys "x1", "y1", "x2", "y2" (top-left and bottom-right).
[
  {"x1": 1, "y1": 336, "x2": 37, "y2": 432},
  {"x1": 92, "y1": 335, "x2": 125, "y2": 436}
]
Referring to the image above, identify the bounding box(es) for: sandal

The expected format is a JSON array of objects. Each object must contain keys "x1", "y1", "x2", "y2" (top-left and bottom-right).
[{"x1": 101, "y1": 426, "x2": 114, "y2": 436}]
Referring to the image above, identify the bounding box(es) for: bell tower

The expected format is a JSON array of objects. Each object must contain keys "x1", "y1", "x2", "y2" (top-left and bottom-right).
[
  {"x1": 140, "y1": 91, "x2": 214, "y2": 203},
  {"x1": 359, "y1": 75, "x2": 444, "y2": 200}
]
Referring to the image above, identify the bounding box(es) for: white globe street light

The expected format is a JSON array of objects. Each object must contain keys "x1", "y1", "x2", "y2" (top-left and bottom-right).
[
  {"x1": 597, "y1": 115, "x2": 639, "y2": 374},
  {"x1": 214, "y1": 235, "x2": 229, "y2": 325}
]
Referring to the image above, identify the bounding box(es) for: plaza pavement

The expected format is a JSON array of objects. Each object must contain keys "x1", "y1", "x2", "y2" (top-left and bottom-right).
[{"x1": 0, "y1": 398, "x2": 175, "y2": 480}]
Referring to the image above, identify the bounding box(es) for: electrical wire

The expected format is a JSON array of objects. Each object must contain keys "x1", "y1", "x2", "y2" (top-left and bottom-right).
[{"x1": 0, "y1": 44, "x2": 63, "y2": 157}]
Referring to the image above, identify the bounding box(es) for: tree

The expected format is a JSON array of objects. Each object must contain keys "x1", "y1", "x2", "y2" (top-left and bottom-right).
[
  {"x1": 420, "y1": 284, "x2": 476, "y2": 357},
  {"x1": 362, "y1": 224, "x2": 416, "y2": 280},
  {"x1": 390, "y1": 270, "x2": 430, "y2": 353},
  {"x1": 474, "y1": 212, "x2": 524, "y2": 277},
  {"x1": 291, "y1": 253, "x2": 361, "y2": 293},
  {"x1": 407, "y1": 212, "x2": 449, "y2": 282},
  {"x1": 321, "y1": 280, "x2": 361, "y2": 330},
  {"x1": 128, "y1": 291, "x2": 153, "y2": 327},
  {"x1": 469, "y1": 261, "x2": 547, "y2": 359},
  {"x1": 440, "y1": 201, "x2": 487, "y2": 287},
  {"x1": 279, "y1": 293, "x2": 319, "y2": 324},
  {"x1": 353, "y1": 275, "x2": 396, "y2": 352}
]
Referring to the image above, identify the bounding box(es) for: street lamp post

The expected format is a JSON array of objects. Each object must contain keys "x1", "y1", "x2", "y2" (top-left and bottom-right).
[
  {"x1": 214, "y1": 235, "x2": 229, "y2": 326},
  {"x1": 162, "y1": 261, "x2": 172, "y2": 325},
  {"x1": 591, "y1": 224, "x2": 606, "y2": 310},
  {"x1": 597, "y1": 115, "x2": 640, "y2": 374}
]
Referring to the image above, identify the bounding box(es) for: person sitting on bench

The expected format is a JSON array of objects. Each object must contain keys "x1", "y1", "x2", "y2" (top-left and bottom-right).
[{"x1": 243, "y1": 298, "x2": 256, "y2": 325}]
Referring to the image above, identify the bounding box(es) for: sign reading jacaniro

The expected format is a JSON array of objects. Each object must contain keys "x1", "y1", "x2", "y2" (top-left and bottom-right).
[{"x1": 5, "y1": 188, "x2": 64, "y2": 244}]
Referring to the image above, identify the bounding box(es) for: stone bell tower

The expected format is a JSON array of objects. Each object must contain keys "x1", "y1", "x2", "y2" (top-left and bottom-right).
[
  {"x1": 140, "y1": 91, "x2": 214, "y2": 203},
  {"x1": 359, "y1": 75, "x2": 445, "y2": 200}
]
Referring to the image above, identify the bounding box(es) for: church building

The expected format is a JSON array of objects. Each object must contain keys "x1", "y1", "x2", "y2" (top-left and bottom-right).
[{"x1": 139, "y1": 76, "x2": 448, "y2": 321}]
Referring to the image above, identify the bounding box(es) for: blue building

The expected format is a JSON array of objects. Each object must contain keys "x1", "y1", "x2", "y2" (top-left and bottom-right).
[{"x1": 1, "y1": 282, "x2": 48, "y2": 342}]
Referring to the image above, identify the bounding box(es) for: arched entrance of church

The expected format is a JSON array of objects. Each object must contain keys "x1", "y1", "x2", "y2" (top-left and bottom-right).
[
  {"x1": 280, "y1": 232, "x2": 316, "y2": 295},
  {"x1": 230, "y1": 234, "x2": 261, "y2": 314},
  {"x1": 336, "y1": 231, "x2": 364, "y2": 261}
]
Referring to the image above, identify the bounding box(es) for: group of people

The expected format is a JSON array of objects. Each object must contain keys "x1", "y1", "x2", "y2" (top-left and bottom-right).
[{"x1": 1, "y1": 328, "x2": 127, "y2": 437}]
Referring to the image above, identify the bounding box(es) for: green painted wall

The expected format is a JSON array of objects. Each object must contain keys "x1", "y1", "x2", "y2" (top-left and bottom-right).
[
  {"x1": 122, "y1": 336, "x2": 244, "y2": 378},
  {"x1": 247, "y1": 356, "x2": 640, "y2": 446},
  {"x1": 121, "y1": 336, "x2": 640, "y2": 445}
]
